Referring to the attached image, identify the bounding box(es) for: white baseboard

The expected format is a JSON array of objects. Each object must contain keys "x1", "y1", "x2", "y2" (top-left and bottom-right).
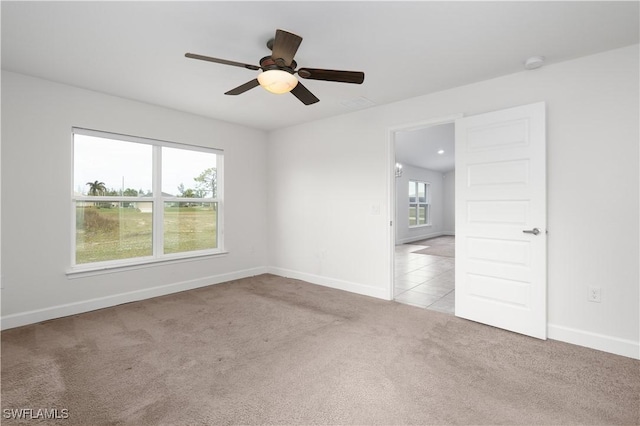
[
  {"x1": 6, "y1": 266, "x2": 637, "y2": 361},
  {"x1": 1, "y1": 266, "x2": 269, "y2": 330},
  {"x1": 267, "y1": 267, "x2": 389, "y2": 300},
  {"x1": 548, "y1": 323, "x2": 639, "y2": 360},
  {"x1": 396, "y1": 232, "x2": 445, "y2": 245}
]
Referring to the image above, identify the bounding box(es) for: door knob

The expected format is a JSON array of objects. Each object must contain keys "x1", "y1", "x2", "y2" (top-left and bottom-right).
[{"x1": 523, "y1": 228, "x2": 540, "y2": 235}]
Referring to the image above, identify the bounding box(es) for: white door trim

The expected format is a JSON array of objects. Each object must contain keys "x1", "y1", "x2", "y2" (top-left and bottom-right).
[{"x1": 386, "y1": 114, "x2": 463, "y2": 301}]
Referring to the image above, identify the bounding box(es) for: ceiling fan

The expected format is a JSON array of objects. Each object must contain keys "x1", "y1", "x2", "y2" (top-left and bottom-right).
[{"x1": 185, "y1": 29, "x2": 365, "y2": 105}]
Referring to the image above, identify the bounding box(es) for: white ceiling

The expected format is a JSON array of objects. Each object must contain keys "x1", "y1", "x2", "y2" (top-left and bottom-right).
[
  {"x1": 395, "y1": 123, "x2": 455, "y2": 173},
  {"x1": 2, "y1": 2, "x2": 638, "y2": 131}
]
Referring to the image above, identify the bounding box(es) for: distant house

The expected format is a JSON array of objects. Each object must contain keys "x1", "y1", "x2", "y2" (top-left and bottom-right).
[{"x1": 136, "y1": 192, "x2": 174, "y2": 213}]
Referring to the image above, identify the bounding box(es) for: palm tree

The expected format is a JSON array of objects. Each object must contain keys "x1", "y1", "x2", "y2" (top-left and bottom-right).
[{"x1": 86, "y1": 180, "x2": 106, "y2": 196}]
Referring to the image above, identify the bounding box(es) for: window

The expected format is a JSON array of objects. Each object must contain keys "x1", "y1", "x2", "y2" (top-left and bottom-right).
[
  {"x1": 409, "y1": 180, "x2": 430, "y2": 227},
  {"x1": 72, "y1": 128, "x2": 223, "y2": 270}
]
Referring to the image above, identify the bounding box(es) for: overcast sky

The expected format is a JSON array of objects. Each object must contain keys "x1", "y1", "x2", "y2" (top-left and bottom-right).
[{"x1": 74, "y1": 134, "x2": 216, "y2": 196}]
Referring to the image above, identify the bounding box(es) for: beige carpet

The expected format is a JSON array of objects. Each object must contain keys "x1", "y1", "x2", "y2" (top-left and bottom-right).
[{"x1": 2, "y1": 274, "x2": 639, "y2": 425}]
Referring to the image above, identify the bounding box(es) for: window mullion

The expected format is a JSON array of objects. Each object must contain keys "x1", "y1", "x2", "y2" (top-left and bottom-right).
[
  {"x1": 153, "y1": 146, "x2": 163, "y2": 257},
  {"x1": 216, "y1": 154, "x2": 224, "y2": 248}
]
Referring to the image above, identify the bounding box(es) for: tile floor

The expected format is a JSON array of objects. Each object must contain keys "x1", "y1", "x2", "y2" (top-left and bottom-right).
[{"x1": 394, "y1": 242, "x2": 455, "y2": 314}]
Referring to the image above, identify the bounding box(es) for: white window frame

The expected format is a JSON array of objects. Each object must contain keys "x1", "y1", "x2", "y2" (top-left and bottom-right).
[
  {"x1": 69, "y1": 127, "x2": 225, "y2": 275},
  {"x1": 409, "y1": 180, "x2": 431, "y2": 228}
]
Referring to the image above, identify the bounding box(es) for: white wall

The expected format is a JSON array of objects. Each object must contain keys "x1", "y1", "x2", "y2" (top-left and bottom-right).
[
  {"x1": 266, "y1": 116, "x2": 390, "y2": 299},
  {"x1": 267, "y1": 45, "x2": 639, "y2": 359},
  {"x1": 1, "y1": 71, "x2": 269, "y2": 327},
  {"x1": 443, "y1": 170, "x2": 455, "y2": 235},
  {"x1": 395, "y1": 165, "x2": 445, "y2": 244}
]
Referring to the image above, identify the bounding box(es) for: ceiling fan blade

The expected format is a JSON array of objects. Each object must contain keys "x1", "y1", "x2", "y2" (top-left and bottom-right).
[
  {"x1": 290, "y1": 81, "x2": 319, "y2": 105},
  {"x1": 185, "y1": 53, "x2": 260, "y2": 71},
  {"x1": 225, "y1": 79, "x2": 260, "y2": 95},
  {"x1": 271, "y1": 29, "x2": 302, "y2": 67},
  {"x1": 297, "y1": 68, "x2": 365, "y2": 84}
]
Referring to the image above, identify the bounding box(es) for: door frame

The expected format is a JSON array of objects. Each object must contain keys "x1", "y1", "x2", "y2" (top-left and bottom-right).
[{"x1": 386, "y1": 113, "x2": 463, "y2": 301}]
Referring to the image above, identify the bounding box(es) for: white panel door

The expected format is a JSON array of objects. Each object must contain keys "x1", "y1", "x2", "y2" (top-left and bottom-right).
[{"x1": 455, "y1": 102, "x2": 547, "y2": 339}]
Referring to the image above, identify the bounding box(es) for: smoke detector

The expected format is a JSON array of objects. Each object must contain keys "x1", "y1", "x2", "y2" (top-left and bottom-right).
[{"x1": 524, "y1": 56, "x2": 545, "y2": 70}]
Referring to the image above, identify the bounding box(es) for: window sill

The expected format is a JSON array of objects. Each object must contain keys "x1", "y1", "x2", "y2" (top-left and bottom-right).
[
  {"x1": 409, "y1": 224, "x2": 432, "y2": 229},
  {"x1": 66, "y1": 251, "x2": 229, "y2": 279}
]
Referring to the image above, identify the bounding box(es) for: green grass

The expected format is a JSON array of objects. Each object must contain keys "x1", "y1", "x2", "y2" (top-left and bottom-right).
[
  {"x1": 76, "y1": 206, "x2": 217, "y2": 264},
  {"x1": 164, "y1": 206, "x2": 217, "y2": 255}
]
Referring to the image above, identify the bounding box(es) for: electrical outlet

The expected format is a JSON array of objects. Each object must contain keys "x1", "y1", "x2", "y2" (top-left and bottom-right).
[{"x1": 588, "y1": 286, "x2": 601, "y2": 303}]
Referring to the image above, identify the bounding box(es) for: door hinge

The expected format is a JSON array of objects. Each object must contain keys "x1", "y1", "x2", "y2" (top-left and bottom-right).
[{"x1": 390, "y1": 221, "x2": 393, "y2": 226}]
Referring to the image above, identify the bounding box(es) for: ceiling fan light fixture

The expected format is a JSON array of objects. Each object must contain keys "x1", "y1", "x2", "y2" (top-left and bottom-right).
[
  {"x1": 186, "y1": 28, "x2": 364, "y2": 105},
  {"x1": 257, "y1": 69, "x2": 298, "y2": 94}
]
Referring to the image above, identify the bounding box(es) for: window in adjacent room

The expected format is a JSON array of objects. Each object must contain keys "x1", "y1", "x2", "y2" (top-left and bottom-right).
[
  {"x1": 72, "y1": 128, "x2": 223, "y2": 270},
  {"x1": 409, "y1": 180, "x2": 430, "y2": 227}
]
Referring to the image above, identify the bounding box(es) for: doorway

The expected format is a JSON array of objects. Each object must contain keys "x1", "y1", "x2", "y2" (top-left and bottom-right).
[{"x1": 390, "y1": 117, "x2": 457, "y2": 314}]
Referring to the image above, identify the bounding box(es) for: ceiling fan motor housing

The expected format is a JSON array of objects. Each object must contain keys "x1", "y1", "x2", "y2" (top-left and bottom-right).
[{"x1": 260, "y1": 56, "x2": 296, "y2": 74}]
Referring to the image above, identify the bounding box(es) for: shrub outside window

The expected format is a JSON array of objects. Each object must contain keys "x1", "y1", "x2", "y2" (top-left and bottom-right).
[
  {"x1": 72, "y1": 128, "x2": 223, "y2": 270},
  {"x1": 409, "y1": 180, "x2": 430, "y2": 227}
]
